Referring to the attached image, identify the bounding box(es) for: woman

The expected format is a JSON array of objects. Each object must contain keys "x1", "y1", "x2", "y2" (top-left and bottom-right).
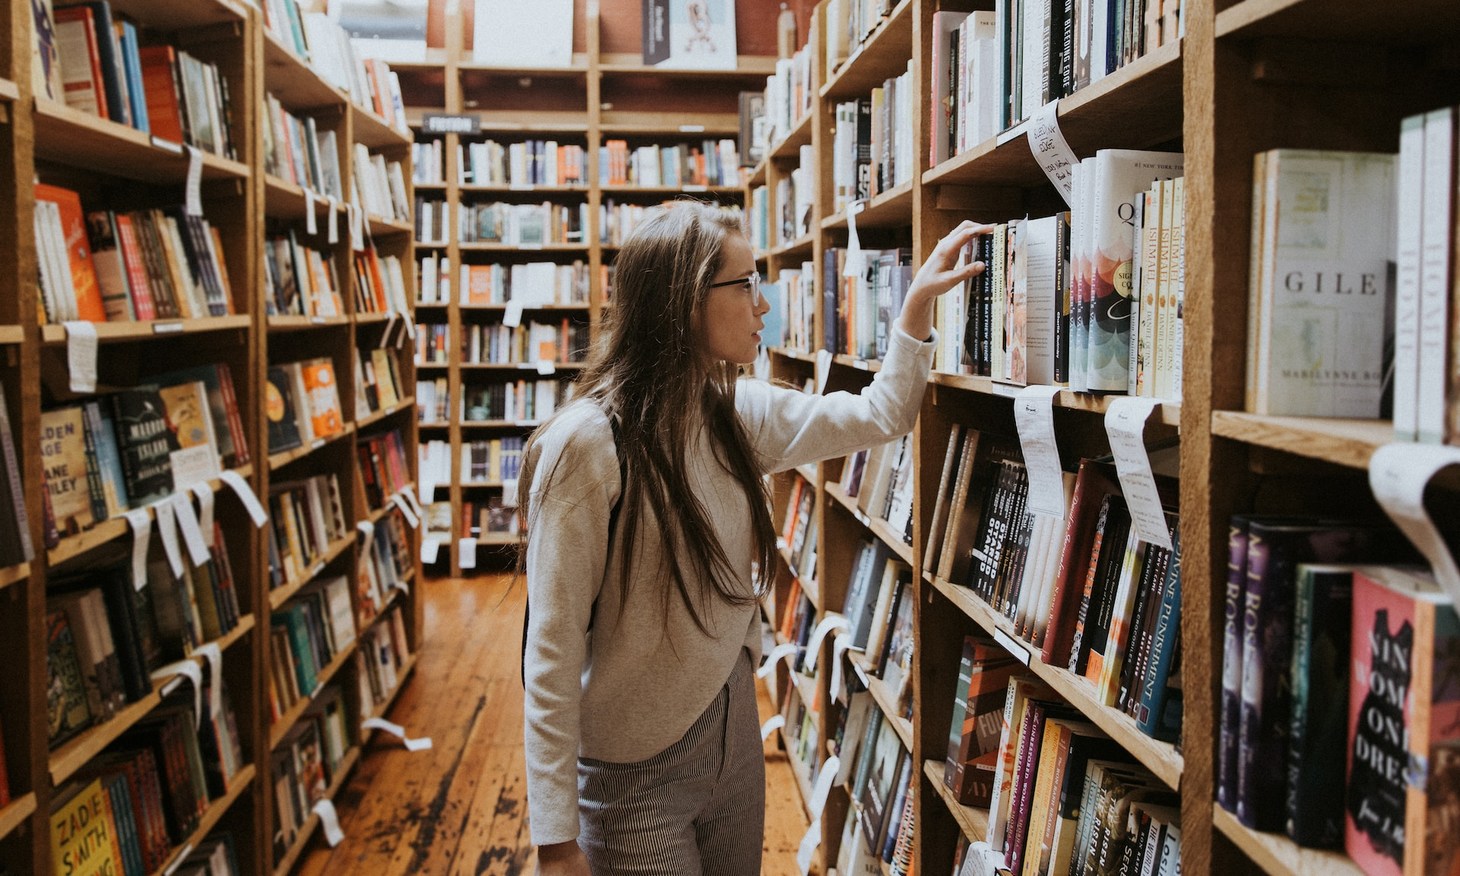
[{"x1": 520, "y1": 203, "x2": 987, "y2": 875}]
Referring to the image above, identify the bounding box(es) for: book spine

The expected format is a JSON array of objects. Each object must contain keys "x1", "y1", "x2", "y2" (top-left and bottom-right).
[
  {"x1": 1216, "y1": 516, "x2": 1247, "y2": 812},
  {"x1": 1135, "y1": 531, "x2": 1182, "y2": 740}
]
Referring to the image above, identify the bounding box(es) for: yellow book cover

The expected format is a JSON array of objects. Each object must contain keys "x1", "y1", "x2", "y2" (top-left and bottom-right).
[
  {"x1": 158, "y1": 379, "x2": 220, "y2": 489},
  {"x1": 49, "y1": 777, "x2": 124, "y2": 876},
  {"x1": 39, "y1": 405, "x2": 95, "y2": 538},
  {"x1": 371, "y1": 349, "x2": 400, "y2": 408}
]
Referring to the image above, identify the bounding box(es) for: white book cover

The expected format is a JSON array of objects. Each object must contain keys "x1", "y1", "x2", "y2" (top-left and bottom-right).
[
  {"x1": 1022, "y1": 214, "x2": 1061, "y2": 386},
  {"x1": 1392, "y1": 114, "x2": 1425, "y2": 440},
  {"x1": 642, "y1": 0, "x2": 737, "y2": 71},
  {"x1": 1252, "y1": 149, "x2": 1397, "y2": 418},
  {"x1": 1417, "y1": 108, "x2": 1454, "y2": 441},
  {"x1": 931, "y1": 11, "x2": 967, "y2": 166}
]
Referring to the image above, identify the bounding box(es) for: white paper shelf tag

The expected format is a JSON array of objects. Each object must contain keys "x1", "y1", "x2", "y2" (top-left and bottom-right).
[
  {"x1": 150, "y1": 659, "x2": 203, "y2": 727},
  {"x1": 185, "y1": 146, "x2": 204, "y2": 217},
  {"x1": 171, "y1": 492, "x2": 211, "y2": 566},
  {"x1": 125, "y1": 509, "x2": 152, "y2": 590},
  {"x1": 809, "y1": 755, "x2": 841, "y2": 819},
  {"x1": 829, "y1": 633, "x2": 853, "y2": 700},
  {"x1": 421, "y1": 534, "x2": 443, "y2": 565},
  {"x1": 357, "y1": 520, "x2": 376, "y2": 541},
  {"x1": 759, "y1": 714, "x2": 785, "y2": 742},
  {"x1": 814, "y1": 349, "x2": 832, "y2": 395},
  {"x1": 193, "y1": 485, "x2": 215, "y2": 547},
  {"x1": 1104, "y1": 397, "x2": 1171, "y2": 549},
  {"x1": 220, "y1": 471, "x2": 268, "y2": 528},
  {"x1": 796, "y1": 818, "x2": 821, "y2": 876},
  {"x1": 842, "y1": 200, "x2": 868, "y2": 279},
  {"x1": 1371, "y1": 443, "x2": 1460, "y2": 606},
  {"x1": 304, "y1": 188, "x2": 318, "y2": 235},
  {"x1": 503, "y1": 299, "x2": 525, "y2": 328},
  {"x1": 327, "y1": 197, "x2": 339, "y2": 244},
  {"x1": 536, "y1": 359, "x2": 556, "y2": 376},
  {"x1": 389, "y1": 494, "x2": 420, "y2": 529},
  {"x1": 312, "y1": 799, "x2": 345, "y2": 846},
  {"x1": 1014, "y1": 385, "x2": 1067, "y2": 518},
  {"x1": 193, "y1": 642, "x2": 223, "y2": 722},
  {"x1": 458, "y1": 537, "x2": 478, "y2": 569},
  {"x1": 803, "y1": 614, "x2": 849, "y2": 673},
  {"x1": 757, "y1": 643, "x2": 798, "y2": 679},
  {"x1": 1027, "y1": 102, "x2": 1078, "y2": 207},
  {"x1": 154, "y1": 498, "x2": 185, "y2": 578},
  {"x1": 64, "y1": 321, "x2": 99, "y2": 393},
  {"x1": 362, "y1": 717, "x2": 433, "y2": 751}
]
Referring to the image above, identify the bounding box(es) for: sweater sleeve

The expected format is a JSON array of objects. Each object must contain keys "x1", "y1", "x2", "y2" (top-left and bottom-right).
[
  {"x1": 522, "y1": 412, "x2": 620, "y2": 846},
  {"x1": 738, "y1": 326, "x2": 937, "y2": 473}
]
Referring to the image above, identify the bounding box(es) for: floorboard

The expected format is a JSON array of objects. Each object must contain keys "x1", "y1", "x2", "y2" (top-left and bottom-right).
[{"x1": 295, "y1": 574, "x2": 812, "y2": 875}]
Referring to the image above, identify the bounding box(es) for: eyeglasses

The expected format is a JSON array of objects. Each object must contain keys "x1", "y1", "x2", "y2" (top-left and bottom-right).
[{"x1": 708, "y1": 271, "x2": 763, "y2": 307}]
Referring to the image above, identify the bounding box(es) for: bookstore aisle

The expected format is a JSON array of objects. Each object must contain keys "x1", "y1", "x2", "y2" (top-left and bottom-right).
[{"x1": 293, "y1": 573, "x2": 811, "y2": 876}]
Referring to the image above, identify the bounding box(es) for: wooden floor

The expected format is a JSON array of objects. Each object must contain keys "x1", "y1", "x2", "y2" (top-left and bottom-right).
[{"x1": 296, "y1": 573, "x2": 811, "y2": 876}]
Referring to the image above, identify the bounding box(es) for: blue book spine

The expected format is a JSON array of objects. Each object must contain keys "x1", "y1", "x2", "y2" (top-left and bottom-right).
[{"x1": 118, "y1": 21, "x2": 149, "y2": 133}]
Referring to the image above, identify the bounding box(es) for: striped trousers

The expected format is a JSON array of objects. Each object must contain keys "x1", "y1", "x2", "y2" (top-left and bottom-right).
[{"x1": 577, "y1": 649, "x2": 765, "y2": 875}]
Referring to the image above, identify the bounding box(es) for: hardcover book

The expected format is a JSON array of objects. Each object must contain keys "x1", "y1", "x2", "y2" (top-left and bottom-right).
[
  {"x1": 49, "y1": 777, "x2": 126, "y2": 876},
  {"x1": 1286, "y1": 563, "x2": 1354, "y2": 848},
  {"x1": 109, "y1": 385, "x2": 179, "y2": 506},
  {"x1": 157, "y1": 379, "x2": 220, "y2": 489},
  {"x1": 40, "y1": 405, "x2": 96, "y2": 540},
  {"x1": 266, "y1": 365, "x2": 304, "y2": 454}
]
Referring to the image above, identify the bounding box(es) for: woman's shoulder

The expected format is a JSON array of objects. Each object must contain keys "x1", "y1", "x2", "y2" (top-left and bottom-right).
[{"x1": 529, "y1": 400, "x2": 618, "y2": 476}]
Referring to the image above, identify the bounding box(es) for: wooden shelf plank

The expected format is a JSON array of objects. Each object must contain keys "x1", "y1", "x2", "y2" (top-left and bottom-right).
[
  {"x1": 458, "y1": 57, "x2": 589, "y2": 76},
  {"x1": 1210, "y1": 411, "x2": 1387, "y2": 470},
  {"x1": 929, "y1": 575, "x2": 1184, "y2": 790},
  {"x1": 457, "y1": 112, "x2": 591, "y2": 133},
  {"x1": 50, "y1": 617, "x2": 255, "y2": 786},
  {"x1": 824, "y1": 482, "x2": 915, "y2": 567},
  {"x1": 922, "y1": 759, "x2": 990, "y2": 845},
  {"x1": 270, "y1": 642, "x2": 357, "y2": 750},
  {"x1": 459, "y1": 184, "x2": 590, "y2": 194},
  {"x1": 834, "y1": 354, "x2": 883, "y2": 374},
  {"x1": 0, "y1": 79, "x2": 18, "y2": 103},
  {"x1": 1215, "y1": 0, "x2": 1460, "y2": 42},
  {"x1": 851, "y1": 653, "x2": 913, "y2": 751},
  {"x1": 268, "y1": 424, "x2": 355, "y2": 472},
  {"x1": 48, "y1": 466, "x2": 254, "y2": 567},
  {"x1": 821, "y1": 0, "x2": 915, "y2": 101},
  {"x1": 769, "y1": 111, "x2": 816, "y2": 162},
  {"x1": 264, "y1": 175, "x2": 348, "y2": 223},
  {"x1": 822, "y1": 180, "x2": 915, "y2": 231},
  {"x1": 598, "y1": 184, "x2": 743, "y2": 196},
  {"x1": 457, "y1": 303, "x2": 590, "y2": 312},
  {"x1": 356, "y1": 397, "x2": 417, "y2": 432},
  {"x1": 266, "y1": 315, "x2": 350, "y2": 331},
  {"x1": 598, "y1": 54, "x2": 778, "y2": 78},
  {"x1": 150, "y1": 763, "x2": 256, "y2": 876},
  {"x1": 1212, "y1": 808, "x2": 1363, "y2": 876},
  {"x1": 931, "y1": 372, "x2": 1183, "y2": 427},
  {"x1": 771, "y1": 231, "x2": 816, "y2": 260},
  {"x1": 104, "y1": 0, "x2": 244, "y2": 29},
  {"x1": 263, "y1": 32, "x2": 348, "y2": 111},
  {"x1": 456, "y1": 242, "x2": 589, "y2": 253},
  {"x1": 269, "y1": 534, "x2": 357, "y2": 611},
  {"x1": 772, "y1": 348, "x2": 819, "y2": 365},
  {"x1": 272, "y1": 747, "x2": 362, "y2": 876},
  {"x1": 596, "y1": 114, "x2": 740, "y2": 137},
  {"x1": 458, "y1": 362, "x2": 587, "y2": 371},
  {"x1": 40, "y1": 315, "x2": 252, "y2": 345},
  {"x1": 0, "y1": 793, "x2": 36, "y2": 842},
  {"x1": 34, "y1": 99, "x2": 250, "y2": 183},
  {"x1": 366, "y1": 213, "x2": 414, "y2": 236},
  {"x1": 0, "y1": 325, "x2": 23, "y2": 344},
  {"x1": 351, "y1": 103, "x2": 412, "y2": 149},
  {"x1": 924, "y1": 40, "x2": 1183, "y2": 191},
  {"x1": 0, "y1": 561, "x2": 29, "y2": 592}
]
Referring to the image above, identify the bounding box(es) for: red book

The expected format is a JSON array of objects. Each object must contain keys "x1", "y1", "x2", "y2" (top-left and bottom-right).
[
  {"x1": 35, "y1": 182, "x2": 107, "y2": 322},
  {"x1": 1040, "y1": 459, "x2": 1121, "y2": 664},
  {"x1": 136, "y1": 45, "x2": 184, "y2": 144},
  {"x1": 113, "y1": 214, "x2": 157, "y2": 320}
]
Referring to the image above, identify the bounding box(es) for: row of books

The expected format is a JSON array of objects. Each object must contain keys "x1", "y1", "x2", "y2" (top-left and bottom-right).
[
  {"x1": 931, "y1": 10, "x2": 1001, "y2": 164},
  {"x1": 924, "y1": 428, "x2": 1183, "y2": 740},
  {"x1": 456, "y1": 261, "x2": 591, "y2": 306},
  {"x1": 264, "y1": 94, "x2": 343, "y2": 198},
  {"x1": 763, "y1": 263, "x2": 817, "y2": 353},
  {"x1": 839, "y1": 543, "x2": 917, "y2": 704},
  {"x1": 824, "y1": 0, "x2": 896, "y2": 77},
  {"x1": 354, "y1": 246, "x2": 411, "y2": 316},
  {"x1": 747, "y1": 145, "x2": 816, "y2": 252},
  {"x1": 358, "y1": 429, "x2": 413, "y2": 512},
  {"x1": 463, "y1": 437, "x2": 524, "y2": 484},
  {"x1": 266, "y1": 473, "x2": 349, "y2": 590},
  {"x1": 781, "y1": 475, "x2": 822, "y2": 583},
  {"x1": 838, "y1": 690, "x2": 915, "y2": 875},
  {"x1": 412, "y1": 139, "x2": 446, "y2": 185},
  {"x1": 259, "y1": 0, "x2": 410, "y2": 136},
  {"x1": 355, "y1": 605, "x2": 413, "y2": 717},
  {"x1": 748, "y1": 46, "x2": 815, "y2": 161},
  {"x1": 416, "y1": 252, "x2": 453, "y2": 304},
  {"x1": 263, "y1": 232, "x2": 344, "y2": 318},
  {"x1": 460, "y1": 379, "x2": 570, "y2": 424},
  {"x1": 0, "y1": 384, "x2": 33, "y2": 569},
  {"x1": 830, "y1": 65, "x2": 915, "y2": 214},
  {"x1": 50, "y1": 689, "x2": 244, "y2": 876},
  {"x1": 352, "y1": 144, "x2": 412, "y2": 224},
  {"x1": 462, "y1": 498, "x2": 518, "y2": 538},
  {"x1": 824, "y1": 246, "x2": 914, "y2": 361},
  {"x1": 416, "y1": 323, "x2": 449, "y2": 365},
  {"x1": 460, "y1": 320, "x2": 590, "y2": 366},
  {"x1": 265, "y1": 359, "x2": 345, "y2": 455},
  {"x1": 35, "y1": 184, "x2": 234, "y2": 325},
  {"x1": 271, "y1": 685, "x2": 350, "y2": 865},
  {"x1": 412, "y1": 200, "x2": 589, "y2": 247},
  {"x1": 41, "y1": 365, "x2": 250, "y2": 542},
  {"x1": 38, "y1": 0, "x2": 236, "y2": 157},
  {"x1": 355, "y1": 346, "x2": 408, "y2": 419},
  {"x1": 47, "y1": 552, "x2": 244, "y2": 748},
  {"x1": 599, "y1": 139, "x2": 743, "y2": 188},
  {"x1": 268, "y1": 576, "x2": 357, "y2": 722},
  {"x1": 459, "y1": 140, "x2": 589, "y2": 188},
  {"x1": 839, "y1": 432, "x2": 915, "y2": 545},
  {"x1": 417, "y1": 378, "x2": 450, "y2": 423},
  {"x1": 358, "y1": 510, "x2": 413, "y2": 624}
]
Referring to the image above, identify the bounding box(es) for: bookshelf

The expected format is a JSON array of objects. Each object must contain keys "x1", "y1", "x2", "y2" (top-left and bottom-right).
[
  {"x1": 0, "y1": 0, "x2": 422, "y2": 872},
  {"x1": 749, "y1": 0, "x2": 1460, "y2": 874}
]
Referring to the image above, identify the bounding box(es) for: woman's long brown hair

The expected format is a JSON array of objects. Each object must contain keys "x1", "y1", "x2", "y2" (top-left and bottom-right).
[{"x1": 518, "y1": 203, "x2": 778, "y2": 633}]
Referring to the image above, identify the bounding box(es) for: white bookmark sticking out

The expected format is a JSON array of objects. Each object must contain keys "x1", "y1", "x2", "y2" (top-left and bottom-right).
[
  {"x1": 421, "y1": 535, "x2": 442, "y2": 565},
  {"x1": 842, "y1": 200, "x2": 868, "y2": 279},
  {"x1": 1014, "y1": 385, "x2": 1067, "y2": 519},
  {"x1": 304, "y1": 188, "x2": 318, "y2": 235},
  {"x1": 796, "y1": 818, "x2": 821, "y2": 876},
  {"x1": 1027, "y1": 101, "x2": 1078, "y2": 207},
  {"x1": 349, "y1": 204, "x2": 365, "y2": 251},
  {"x1": 759, "y1": 714, "x2": 785, "y2": 742},
  {"x1": 1371, "y1": 443, "x2": 1460, "y2": 606},
  {"x1": 171, "y1": 492, "x2": 210, "y2": 566},
  {"x1": 150, "y1": 659, "x2": 203, "y2": 727},
  {"x1": 1104, "y1": 397, "x2": 1171, "y2": 549},
  {"x1": 814, "y1": 349, "x2": 832, "y2": 395},
  {"x1": 397, "y1": 488, "x2": 425, "y2": 519},
  {"x1": 154, "y1": 498, "x2": 185, "y2": 578},
  {"x1": 185, "y1": 146, "x2": 204, "y2": 216},
  {"x1": 327, "y1": 197, "x2": 340, "y2": 244},
  {"x1": 125, "y1": 509, "x2": 152, "y2": 590},
  {"x1": 193, "y1": 642, "x2": 223, "y2": 721},
  {"x1": 756, "y1": 643, "x2": 798, "y2": 679},
  {"x1": 312, "y1": 799, "x2": 345, "y2": 846},
  {"x1": 362, "y1": 717, "x2": 433, "y2": 751},
  {"x1": 162, "y1": 843, "x2": 194, "y2": 876},
  {"x1": 357, "y1": 519, "x2": 376, "y2": 542},
  {"x1": 808, "y1": 756, "x2": 841, "y2": 820},
  {"x1": 192, "y1": 485, "x2": 215, "y2": 547},
  {"x1": 828, "y1": 633, "x2": 853, "y2": 700},
  {"x1": 64, "y1": 321, "x2": 99, "y2": 393},
  {"x1": 536, "y1": 359, "x2": 556, "y2": 376},
  {"x1": 220, "y1": 470, "x2": 268, "y2": 527},
  {"x1": 802, "y1": 614, "x2": 849, "y2": 673},
  {"x1": 390, "y1": 493, "x2": 420, "y2": 529},
  {"x1": 503, "y1": 299, "x2": 525, "y2": 328},
  {"x1": 458, "y1": 537, "x2": 477, "y2": 569},
  {"x1": 380, "y1": 313, "x2": 398, "y2": 349}
]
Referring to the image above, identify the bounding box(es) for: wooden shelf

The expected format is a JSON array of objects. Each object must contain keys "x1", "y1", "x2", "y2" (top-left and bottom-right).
[
  {"x1": 34, "y1": 99, "x2": 250, "y2": 183},
  {"x1": 850, "y1": 653, "x2": 912, "y2": 751},
  {"x1": 459, "y1": 418, "x2": 540, "y2": 428},
  {"x1": 356, "y1": 397, "x2": 417, "y2": 432},
  {"x1": 269, "y1": 534, "x2": 357, "y2": 611},
  {"x1": 769, "y1": 112, "x2": 816, "y2": 162},
  {"x1": 40, "y1": 315, "x2": 252, "y2": 345},
  {"x1": 268, "y1": 424, "x2": 355, "y2": 471},
  {"x1": 0, "y1": 325, "x2": 22, "y2": 344},
  {"x1": 821, "y1": 0, "x2": 915, "y2": 101},
  {"x1": 458, "y1": 362, "x2": 587, "y2": 372},
  {"x1": 833, "y1": 354, "x2": 883, "y2": 373},
  {"x1": 598, "y1": 54, "x2": 778, "y2": 79},
  {"x1": 0, "y1": 561, "x2": 29, "y2": 592},
  {"x1": 351, "y1": 103, "x2": 411, "y2": 149},
  {"x1": 1212, "y1": 808, "x2": 1363, "y2": 876},
  {"x1": 152, "y1": 763, "x2": 257, "y2": 876},
  {"x1": 824, "y1": 482, "x2": 915, "y2": 567},
  {"x1": 458, "y1": 55, "x2": 590, "y2": 76},
  {"x1": 458, "y1": 303, "x2": 590, "y2": 312},
  {"x1": 48, "y1": 466, "x2": 255, "y2": 567},
  {"x1": 367, "y1": 213, "x2": 414, "y2": 236},
  {"x1": 475, "y1": 532, "x2": 521, "y2": 546},
  {"x1": 930, "y1": 372, "x2": 1184, "y2": 428},
  {"x1": 271, "y1": 747, "x2": 362, "y2": 876},
  {"x1": 456, "y1": 242, "x2": 589, "y2": 253},
  {"x1": 266, "y1": 315, "x2": 349, "y2": 331},
  {"x1": 929, "y1": 575, "x2": 1184, "y2": 790},
  {"x1": 597, "y1": 114, "x2": 740, "y2": 137},
  {"x1": 263, "y1": 32, "x2": 347, "y2": 111},
  {"x1": 0, "y1": 793, "x2": 36, "y2": 843},
  {"x1": 50, "y1": 616, "x2": 255, "y2": 786},
  {"x1": 771, "y1": 231, "x2": 816, "y2": 260},
  {"x1": 460, "y1": 480, "x2": 507, "y2": 489},
  {"x1": 1215, "y1": 0, "x2": 1460, "y2": 42},
  {"x1": 923, "y1": 40, "x2": 1183, "y2": 192},
  {"x1": 269, "y1": 643, "x2": 356, "y2": 750},
  {"x1": 413, "y1": 180, "x2": 447, "y2": 191},
  {"x1": 773, "y1": 348, "x2": 819, "y2": 365},
  {"x1": 459, "y1": 184, "x2": 589, "y2": 195},
  {"x1": 922, "y1": 760, "x2": 990, "y2": 845},
  {"x1": 264, "y1": 175, "x2": 347, "y2": 223},
  {"x1": 1210, "y1": 411, "x2": 1387, "y2": 471},
  {"x1": 418, "y1": 420, "x2": 453, "y2": 429},
  {"x1": 104, "y1": 0, "x2": 244, "y2": 28},
  {"x1": 0, "y1": 78, "x2": 18, "y2": 103},
  {"x1": 822, "y1": 180, "x2": 914, "y2": 231},
  {"x1": 598, "y1": 184, "x2": 743, "y2": 196}
]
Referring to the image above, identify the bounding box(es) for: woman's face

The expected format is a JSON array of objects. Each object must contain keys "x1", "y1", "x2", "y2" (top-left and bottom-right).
[{"x1": 698, "y1": 234, "x2": 769, "y2": 365}]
